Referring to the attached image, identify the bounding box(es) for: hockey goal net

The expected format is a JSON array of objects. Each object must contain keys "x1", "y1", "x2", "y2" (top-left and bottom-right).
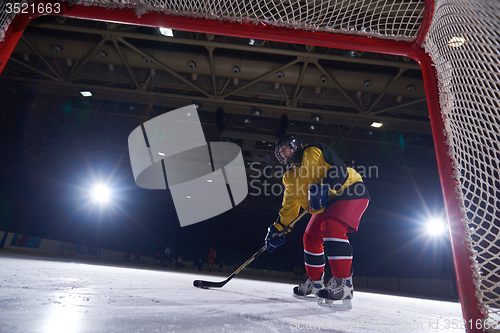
[{"x1": 0, "y1": 1, "x2": 499, "y2": 332}]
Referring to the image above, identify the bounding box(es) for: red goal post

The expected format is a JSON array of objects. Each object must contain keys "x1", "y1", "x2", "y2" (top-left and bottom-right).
[{"x1": 1, "y1": 1, "x2": 497, "y2": 332}]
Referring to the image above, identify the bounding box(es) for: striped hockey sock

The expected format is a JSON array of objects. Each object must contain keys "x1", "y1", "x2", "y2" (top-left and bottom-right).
[
  {"x1": 323, "y1": 237, "x2": 352, "y2": 278},
  {"x1": 303, "y1": 231, "x2": 325, "y2": 281},
  {"x1": 322, "y1": 219, "x2": 352, "y2": 278}
]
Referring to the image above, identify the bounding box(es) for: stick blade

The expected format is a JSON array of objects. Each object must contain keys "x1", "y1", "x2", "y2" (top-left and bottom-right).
[
  {"x1": 317, "y1": 297, "x2": 352, "y2": 310},
  {"x1": 193, "y1": 279, "x2": 225, "y2": 289}
]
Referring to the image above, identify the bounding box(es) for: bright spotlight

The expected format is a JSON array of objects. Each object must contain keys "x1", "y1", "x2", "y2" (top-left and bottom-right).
[
  {"x1": 425, "y1": 218, "x2": 447, "y2": 236},
  {"x1": 80, "y1": 90, "x2": 92, "y2": 97},
  {"x1": 91, "y1": 184, "x2": 111, "y2": 204},
  {"x1": 448, "y1": 36, "x2": 466, "y2": 48},
  {"x1": 159, "y1": 28, "x2": 174, "y2": 37}
]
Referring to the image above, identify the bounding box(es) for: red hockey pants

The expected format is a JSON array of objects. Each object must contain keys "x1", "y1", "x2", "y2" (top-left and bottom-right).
[{"x1": 302, "y1": 198, "x2": 368, "y2": 280}]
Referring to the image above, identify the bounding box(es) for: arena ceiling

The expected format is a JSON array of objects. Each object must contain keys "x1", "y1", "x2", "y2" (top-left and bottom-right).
[{"x1": 0, "y1": 15, "x2": 440, "y2": 213}]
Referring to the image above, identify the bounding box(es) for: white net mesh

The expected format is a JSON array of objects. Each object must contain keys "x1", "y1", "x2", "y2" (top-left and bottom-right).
[
  {"x1": 424, "y1": 1, "x2": 500, "y2": 330},
  {"x1": 0, "y1": 1, "x2": 19, "y2": 42},
  {"x1": 138, "y1": 0, "x2": 424, "y2": 41}
]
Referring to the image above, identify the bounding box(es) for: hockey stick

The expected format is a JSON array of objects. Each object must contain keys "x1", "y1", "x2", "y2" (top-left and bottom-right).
[{"x1": 193, "y1": 207, "x2": 311, "y2": 289}]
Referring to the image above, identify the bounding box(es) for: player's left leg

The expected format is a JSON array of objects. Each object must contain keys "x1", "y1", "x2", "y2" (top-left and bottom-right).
[
  {"x1": 318, "y1": 219, "x2": 354, "y2": 304},
  {"x1": 316, "y1": 198, "x2": 369, "y2": 308}
]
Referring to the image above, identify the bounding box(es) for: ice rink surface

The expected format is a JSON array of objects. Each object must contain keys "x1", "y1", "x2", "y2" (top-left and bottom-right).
[{"x1": 0, "y1": 251, "x2": 465, "y2": 333}]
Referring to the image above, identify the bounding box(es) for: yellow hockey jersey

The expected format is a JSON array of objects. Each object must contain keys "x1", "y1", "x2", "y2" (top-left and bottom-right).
[{"x1": 273, "y1": 143, "x2": 367, "y2": 232}]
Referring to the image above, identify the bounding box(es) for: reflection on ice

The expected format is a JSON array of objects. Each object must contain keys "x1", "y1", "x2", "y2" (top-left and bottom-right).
[
  {"x1": 0, "y1": 252, "x2": 464, "y2": 333},
  {"x1": 43, "y1": 293, "x2": 85, "y2": 333}
]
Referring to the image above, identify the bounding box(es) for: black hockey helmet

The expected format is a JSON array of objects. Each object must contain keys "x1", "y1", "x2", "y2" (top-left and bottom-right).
[{"x1": 274, "y1": 134, "x2": 303, "y2": 164}]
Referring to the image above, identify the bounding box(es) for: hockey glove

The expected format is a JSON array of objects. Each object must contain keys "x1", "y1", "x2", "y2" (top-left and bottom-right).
[
  {"x1": 308, "y1": 183, "x2": 330, "y2": 210},
  {"x1": 265, "y1": 225, "x2": 285, "y2": 253}
]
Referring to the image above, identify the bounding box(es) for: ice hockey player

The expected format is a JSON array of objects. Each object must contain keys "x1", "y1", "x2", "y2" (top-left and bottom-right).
[{"x1": 265, "y1": 134, "x2": 370, "y2": 308}]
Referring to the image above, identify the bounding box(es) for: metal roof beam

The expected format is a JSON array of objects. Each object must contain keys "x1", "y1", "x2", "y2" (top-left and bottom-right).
[{"x1": 35, "y1": 23, "x2": 422, "y2": 70}]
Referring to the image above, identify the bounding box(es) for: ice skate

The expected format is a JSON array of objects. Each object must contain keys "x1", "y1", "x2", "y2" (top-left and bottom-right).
[
  {"x1": 316, "y1": 276, "x2": 353, "y2": 310},
  {"x1": 293, "y1": 278, "x2": 324, "y2": 301}
]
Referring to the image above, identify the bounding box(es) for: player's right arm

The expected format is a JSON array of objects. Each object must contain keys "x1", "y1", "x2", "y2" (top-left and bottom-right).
[{"x1": 274, "y1": 171, "x2": 301, "y2": 232}]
